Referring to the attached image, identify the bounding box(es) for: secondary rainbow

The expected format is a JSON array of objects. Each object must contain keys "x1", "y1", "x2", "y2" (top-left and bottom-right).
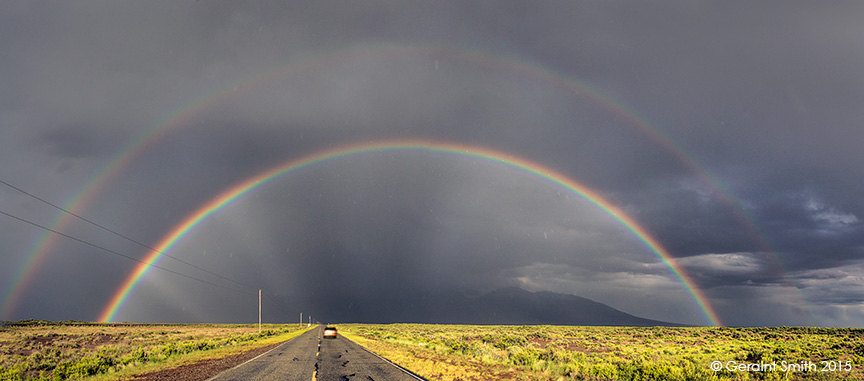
[
  {"x1": 3, "y1": 42, "x2": 766, "y2": 324},
  {"x1": 99, "y1": 139, "x2": 723, "y2": 326},
  {"x1": 5, "y1": 43, "x2": 765, "y2": 320}
]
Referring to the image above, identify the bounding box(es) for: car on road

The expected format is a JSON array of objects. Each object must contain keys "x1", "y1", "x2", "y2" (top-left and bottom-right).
[{"x1": 323, "y1": 326, "x2": 338, "y2": 339}]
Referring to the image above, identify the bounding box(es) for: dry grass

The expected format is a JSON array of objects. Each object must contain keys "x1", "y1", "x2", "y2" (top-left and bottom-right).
[
  {"x1": 340, "y1": 324, "x2": 864, "y2": 381},
  {"x1": 340, "y1": 329, "x2": 528, "y2": 380},
  {"x1": 0, "y1": 321, "x2": 311, "y2": 380}
]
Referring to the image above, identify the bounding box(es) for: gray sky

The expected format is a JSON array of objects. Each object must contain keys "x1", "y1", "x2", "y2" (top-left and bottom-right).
[{"x1": 1, "y1": 1, "x2": 863, "y2": 327}]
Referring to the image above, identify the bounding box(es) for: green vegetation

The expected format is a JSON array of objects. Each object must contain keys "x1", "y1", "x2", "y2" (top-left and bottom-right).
[
  {"x1": 0, "y1": 320, "x2": 309, "y2": 380},
  {"x1": 5, "y1": 321, "x2": 860, "y2": 380},
  {"x1": 340, "y1": 324, "x2": 864, "y2": 380}
]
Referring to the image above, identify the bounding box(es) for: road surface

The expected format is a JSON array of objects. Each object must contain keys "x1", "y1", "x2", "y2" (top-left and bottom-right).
[{"x1": 208, "y1": 326, "x2": 425, "y2": 381}]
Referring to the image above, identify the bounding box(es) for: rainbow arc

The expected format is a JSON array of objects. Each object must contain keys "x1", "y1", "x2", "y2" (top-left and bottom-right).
[{"x1": 98, "y1": 139, "x2": 723, "y2": 326}]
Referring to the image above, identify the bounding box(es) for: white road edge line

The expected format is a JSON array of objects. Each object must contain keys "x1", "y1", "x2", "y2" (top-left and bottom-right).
[
  {"x1": 342, "y1": 336, "x2": 428, "y2": 381},
  {"x1": 205, "y1": 339, "x2": 292, "y2": 381}
]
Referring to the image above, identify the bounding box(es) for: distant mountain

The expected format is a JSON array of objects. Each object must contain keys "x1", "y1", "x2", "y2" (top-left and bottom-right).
[{"x1": 325, "y1": 287, "x2": 686, "y2": 326}]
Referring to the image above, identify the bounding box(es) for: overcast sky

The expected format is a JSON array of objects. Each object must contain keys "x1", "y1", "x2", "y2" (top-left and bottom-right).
[{"x1": 1, "y1": 1, "x2": 863, "y2": 327}]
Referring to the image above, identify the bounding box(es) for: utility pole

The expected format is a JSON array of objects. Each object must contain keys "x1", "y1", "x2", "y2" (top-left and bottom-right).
[{"x1": 258, "y1": 289, "x2": 262, "y2": 334}]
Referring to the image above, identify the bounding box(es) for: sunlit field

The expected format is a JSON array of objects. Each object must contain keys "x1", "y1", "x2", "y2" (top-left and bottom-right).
[
  {"x1": 339, "y1": 324, "x2": 864, "y2": 381},
  {"x1": 2, "y1": 321, "x2": 862, "y2": 380},
  {"x1": 0, "y1": 320, "x2": 309, "y2": 380}
]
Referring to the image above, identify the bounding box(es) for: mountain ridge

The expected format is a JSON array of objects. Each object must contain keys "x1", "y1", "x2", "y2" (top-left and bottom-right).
[{"x1": 325, "y1": 287, "x2": 688, "y2": 326}]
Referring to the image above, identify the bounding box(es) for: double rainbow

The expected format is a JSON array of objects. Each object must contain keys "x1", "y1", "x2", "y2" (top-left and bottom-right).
[
  {"x1": 98, "y1": 139, "x2": 723, "y2": 326},
  {"x1": 1, "y1": 42, "x2": 762, "y2": 325}
]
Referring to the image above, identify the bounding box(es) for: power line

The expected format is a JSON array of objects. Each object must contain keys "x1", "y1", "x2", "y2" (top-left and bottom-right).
[
  {"x1": 261, "y1": 290, "x2": 295, "y2": 318},
  {"x1": 0, "y1": 178, "x2": 256, "y2": 291},
  {"x1": 2, "y1": 206, "x2": 300, "y2": 321},
  {"x1": 0, "y1": 208, "x2": 255, "y2": 296},
  {"x1": 1, "y1": 179, "x2": 299, "y2": 319}
]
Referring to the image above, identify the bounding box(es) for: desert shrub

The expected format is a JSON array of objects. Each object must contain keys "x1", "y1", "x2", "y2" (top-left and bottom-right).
[
  {"x1": 148, "y1": 342, "x2": 178, "y2": 362},
  {"x1": 178, "y1": 338, "x2": 217, "y2": 353},
  {"x1": 614, "y1": 357, "x2": 721, "y2": 381},
  {"x1": 478, "y1": 333, "x2": 496, "y2": 343},
  {"x1": 441, "y1": 337, "x2": 476, "y2": 354},
  {"x1": 0, "y1": 367, "x2": 23, "y2": 381},
  {"x1": 507, "y1": 346, "x2": 539, "y2": 366},
  {"x1": 528, "y1": 328, "x2": 552, "y2": 340},
  {"x1": 121, "y1": 347, "x2": 148, "y2": 365},
  {"x1": 493, "y1": 334, "x2": 526, "y2": 350},
  {"x1": 52, "y1": 352, "x2": 116, "y2": 380},
  {"x1": 537, "y1": 347, "x2": 569, "y2": 364},
  {"x1": 586, "y1": 361, "x2": 620, "y2": 380}
]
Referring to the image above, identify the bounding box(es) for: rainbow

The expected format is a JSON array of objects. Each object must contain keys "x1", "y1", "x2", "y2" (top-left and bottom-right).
[
  {"x1": 0, "y1": 45, "x2": 371, "y2": 318},
  {"x1": 99, "y1": 139, "x2": 723, "y2": 326},
  {"x1": 4, "y1": 42, "x2": 797, "y2": 323}
]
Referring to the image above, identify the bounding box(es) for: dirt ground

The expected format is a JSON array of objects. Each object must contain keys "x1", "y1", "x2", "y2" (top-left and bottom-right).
[{"x1": 128, "y1": 342, "x2": 282, "y2": 381}]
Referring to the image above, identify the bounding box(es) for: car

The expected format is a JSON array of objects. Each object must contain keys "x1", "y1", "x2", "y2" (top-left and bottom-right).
[{"x1": 323, "y1": 326, "x2": 337, "y2": 339}]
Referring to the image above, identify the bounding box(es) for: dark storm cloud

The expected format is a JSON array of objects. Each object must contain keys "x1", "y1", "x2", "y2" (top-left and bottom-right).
[
  {"x1": 35, "y1": 126, "x2": 129, "y2": 159},
  {"x1": 1, "y1": 1, "x2": 862, "y2": 326}
]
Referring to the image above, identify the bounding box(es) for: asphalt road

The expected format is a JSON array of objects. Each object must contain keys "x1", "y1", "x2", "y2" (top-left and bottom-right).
[{"x1": 208, "y1": 326, "x2": 425, "y2": 381}]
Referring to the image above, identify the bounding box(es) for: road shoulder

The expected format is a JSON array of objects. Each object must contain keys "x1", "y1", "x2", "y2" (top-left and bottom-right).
[
  {"x1": 123, "y1": 326, "x2": 317, "y2": 381},
  {"x1": 127, "y1": 341, "x2": 283, "y2": 381}
]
